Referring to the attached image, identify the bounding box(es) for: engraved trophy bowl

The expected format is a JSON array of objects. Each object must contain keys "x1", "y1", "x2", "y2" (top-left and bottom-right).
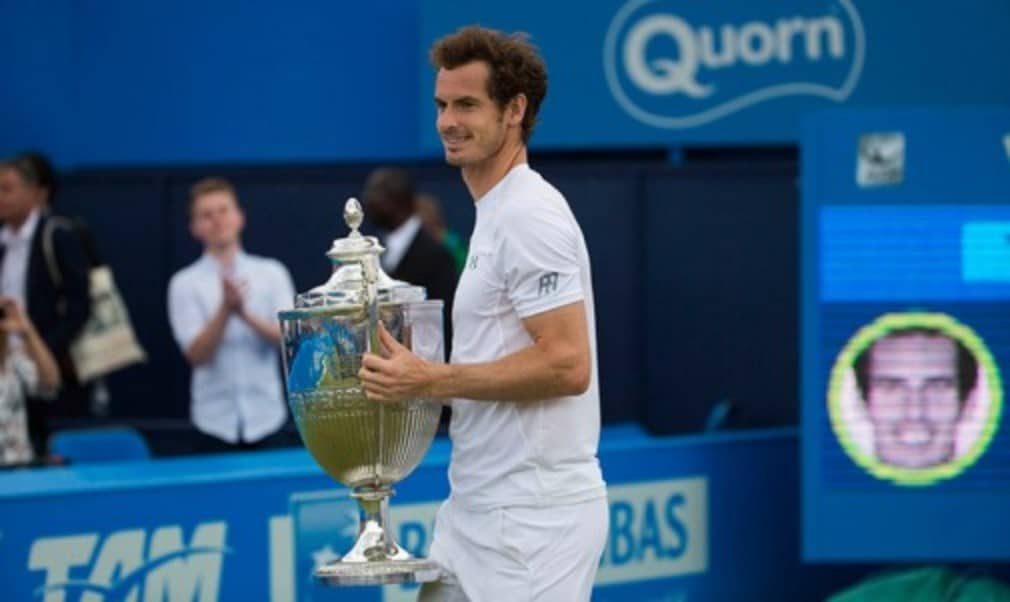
[{"x1": 279, "y1": 198, "x2": 444, "y2": 585}]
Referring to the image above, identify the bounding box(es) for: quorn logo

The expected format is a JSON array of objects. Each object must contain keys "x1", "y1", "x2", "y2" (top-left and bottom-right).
[{"x1": 603, "y1": 0, "x2": 865, "y2": 128}]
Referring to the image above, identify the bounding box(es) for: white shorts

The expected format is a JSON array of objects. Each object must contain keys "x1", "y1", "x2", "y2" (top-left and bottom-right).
[{"x1": 417, "y1": 496, "x2": 609, "y2": 602}]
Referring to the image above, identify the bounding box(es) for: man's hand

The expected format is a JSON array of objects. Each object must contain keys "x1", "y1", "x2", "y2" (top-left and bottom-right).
[
  {"x1": 221, "y1": 276, "x2": 246, "y2": 313},
  {"x1": 0, "y1": 296, "x2": 61, "y2": 390},
  {"x1": 0, "y1": 296, "x2": 30, "y2": 335},
  {"x1": 359, "y1": 322, "x2": 436, "y2": 403},
  {"x1": 185, "y1": 276, "x2": 246, "y2": 366}
]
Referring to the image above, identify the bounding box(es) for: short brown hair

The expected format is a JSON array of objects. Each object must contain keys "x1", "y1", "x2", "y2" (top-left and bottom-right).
[
  {"x1": 430, "y1": 26, "x2": 548, "y2": 144},
  {"x1": 188, "y1": 177, "x2": 237, "y2": 216}
]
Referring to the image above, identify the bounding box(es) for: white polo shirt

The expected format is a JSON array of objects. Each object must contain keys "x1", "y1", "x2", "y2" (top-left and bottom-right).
[
  {"x1": 167, "y1": 251, "x2": 295, "y2": 443},
  {"x1": 448, "y1": 164, "x2": 606, "y2": 510}
]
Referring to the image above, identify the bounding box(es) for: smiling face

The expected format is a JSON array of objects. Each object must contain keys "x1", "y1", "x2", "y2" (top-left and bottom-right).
[
  {"x1": 865, "y1": 333, "x2": 965, "y2": 469},
  {"x1": 434, "y1": 61, "x2": 515, "y2": 169}
]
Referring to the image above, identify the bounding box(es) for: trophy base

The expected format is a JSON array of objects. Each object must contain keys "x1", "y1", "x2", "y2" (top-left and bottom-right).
[{"x1": 315, "y1": 558, "x2": 442, "y2": 586}]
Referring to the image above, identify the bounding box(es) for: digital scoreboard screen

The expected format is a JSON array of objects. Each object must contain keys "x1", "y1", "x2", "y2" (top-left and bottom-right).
[{"x1": 802, "y1": 108, "x2": 1010, "y2": 560}]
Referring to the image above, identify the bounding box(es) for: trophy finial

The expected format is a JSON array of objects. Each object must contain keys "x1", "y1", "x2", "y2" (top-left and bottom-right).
[{"x1": 344, "y1": 197, "x2": 364, "y2": 235}]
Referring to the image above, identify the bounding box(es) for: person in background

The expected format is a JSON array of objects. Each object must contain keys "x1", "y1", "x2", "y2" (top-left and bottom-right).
[
  {"x1": 0, "y1": 297, "x2": 60, "y2": 465},
  {"x1": 415, "y1": 191, "x2": 468, "y2": 275},
  {"x1": 0, "y1": 152, "x2": 91, "y2": 456},
  {"x1": 362, "y1": 167, "x2": 459, "y2": 351},
  {"x1": 167, "y1": 177, "x2": 295, "y2": 453}
]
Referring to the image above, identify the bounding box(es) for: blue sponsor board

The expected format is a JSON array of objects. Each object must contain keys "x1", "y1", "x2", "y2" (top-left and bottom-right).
[
  {"x1": 291, "y1": 476, "x2": 708, "y2": 601},
  {"x1": 0, "y1": 426, "x2": 858, "y2": 600},
  {"x1": 801, "y1": 107, "x2": 1010, "y2": 560},
  {"x1": 419, "y1": 0, "x2": 1010, "y2": 149}
]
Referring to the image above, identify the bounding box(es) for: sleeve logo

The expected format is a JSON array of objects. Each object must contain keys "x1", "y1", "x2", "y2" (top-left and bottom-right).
[{"x1": 537, "y1": 272, "x2": 560, "y2": 296}]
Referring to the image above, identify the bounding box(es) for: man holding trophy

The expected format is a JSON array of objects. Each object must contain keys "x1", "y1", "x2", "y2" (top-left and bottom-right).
[{"x1": 359, "y1": 26, "x2": 608, "y2": 602}]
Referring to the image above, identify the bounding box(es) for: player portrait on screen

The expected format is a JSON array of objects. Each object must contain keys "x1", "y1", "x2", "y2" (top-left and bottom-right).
[{"x1": 828, "y1": 312, "x2": 1002, "y2": 485}]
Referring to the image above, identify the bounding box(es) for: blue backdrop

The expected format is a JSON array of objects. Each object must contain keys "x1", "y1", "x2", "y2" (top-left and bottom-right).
[
  {"x1": 3, "y1": 0, "x2": 1010, "y2": 167},
  {"x1": 0, "y1": 0, "x2": 420, "y2": 167}
]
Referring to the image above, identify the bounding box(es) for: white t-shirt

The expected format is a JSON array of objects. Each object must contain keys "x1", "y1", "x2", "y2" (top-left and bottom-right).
[{"x1": 448, "y1": 164, "x2": 606, "y2": 510}]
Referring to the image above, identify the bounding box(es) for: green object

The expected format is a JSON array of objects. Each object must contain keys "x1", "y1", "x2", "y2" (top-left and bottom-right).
[
  {"x1": 828, "y1": 567, "x2": 1010, "y2": 602},
  {"x1": 443, "y1": 230, "x2": 468, "y2": 275}
]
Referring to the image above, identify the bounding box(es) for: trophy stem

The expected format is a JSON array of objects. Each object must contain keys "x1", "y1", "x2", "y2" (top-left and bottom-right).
[
  {"x1": 342, "y1": 486, "x2": 409, "y2": 563},
  {"x1": 314, "y1": 485, "x2": 441, "y2": 586}
]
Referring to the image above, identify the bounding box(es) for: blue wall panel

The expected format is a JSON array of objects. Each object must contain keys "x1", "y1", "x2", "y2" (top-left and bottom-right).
[
  {"x1": 541, "y1": 166, "x2": 644, "y2": 424},
  {"x1": 643, "y1": 164, "x2": 799, "y2": 433},
  {"x1": 5, "y1": 1, "x2": 1010, "y2": 166},
  {"x1": 2, "y1": 1, "x2": 420, "y2": 167}
]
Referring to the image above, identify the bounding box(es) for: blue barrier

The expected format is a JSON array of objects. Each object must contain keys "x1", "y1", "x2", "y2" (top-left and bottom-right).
[{"x1": 0, "y1": 425, "x2": 871, "y2": 600}]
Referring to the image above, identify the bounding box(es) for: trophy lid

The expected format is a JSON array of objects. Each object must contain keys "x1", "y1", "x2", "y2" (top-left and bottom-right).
[{"x1": 292, "y1": 198, "x2": 426, "y2": 310}]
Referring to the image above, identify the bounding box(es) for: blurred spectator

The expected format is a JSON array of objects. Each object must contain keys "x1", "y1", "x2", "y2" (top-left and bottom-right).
[
  {"x1": 416, "y1": 191, "x2": 468, "y2": 275},
  {"x1": 168, "y1": 177, "x2": 295, "y2": 453},
  {"x1": 362, "y1": 167, "x2": 458, "y2": 354},
  {"x1": 0, "y1": 152, "x2": 91, "y2": 455},
  {"x1": 0, "y1": 297, "x2": 60, "y2": 465}
]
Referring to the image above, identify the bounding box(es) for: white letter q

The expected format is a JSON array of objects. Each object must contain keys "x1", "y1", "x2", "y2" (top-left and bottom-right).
[{"x1": 623, "y1": 15, "x2": 714, "y2": 98}]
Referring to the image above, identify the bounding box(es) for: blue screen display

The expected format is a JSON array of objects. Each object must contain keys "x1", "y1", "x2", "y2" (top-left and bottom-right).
[{"x1": 802, "y1": 108, "x2": 1010, "y2": 561}]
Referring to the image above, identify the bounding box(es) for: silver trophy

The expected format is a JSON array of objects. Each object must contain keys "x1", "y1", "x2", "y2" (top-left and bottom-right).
[{"x1": 279, "y1": 198, "x2": 444, "y2": 585}]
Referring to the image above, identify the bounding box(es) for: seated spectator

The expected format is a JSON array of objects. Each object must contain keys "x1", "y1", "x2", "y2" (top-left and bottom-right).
[
  {"x1": 0, "y1": 297, "x2": 60, "y2": 465},
  {"x1": 167, "y1": 177, "x2": 295, "y2": 453}
]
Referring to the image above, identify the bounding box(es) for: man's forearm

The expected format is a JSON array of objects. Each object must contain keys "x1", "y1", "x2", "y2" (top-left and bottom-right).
[
  {"x1": 23, "y1": 323, "x2": 61, "y2": 391},
  {"x1": 359, "y1": 304, "x2": 591, "y2": 404},
  {"x1": 427, "y1": 340, "x2": 590, "y2": 403},
  {"x1": 185, "y1": 305, "x2": 231, "y2": 366},
  {"x1": 242, "y1": 311, "x2": 281, "y2": 346}
]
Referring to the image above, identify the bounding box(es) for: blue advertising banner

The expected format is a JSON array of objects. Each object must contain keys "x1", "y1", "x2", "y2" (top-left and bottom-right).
[
  {"x1": 419, "y1": 0, "x2": 1010, "y2": 150},
  {"x1": 0, "y1": 426, "x2": 857, "y2": 600},
  {"x1": 800, "y1": 107, "x2": 1010, "y2": 560}
]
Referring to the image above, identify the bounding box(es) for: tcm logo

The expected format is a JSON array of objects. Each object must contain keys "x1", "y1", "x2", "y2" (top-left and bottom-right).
[
  {"x1": 597, "y1": 477, "x2": 707, "y2": 584},
  {"x1": 604, "y1": 0, "x2": 865, "y2": 128},
  {"x1": 28, "y1": 522, "x2": 228, "y2": 602}
]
